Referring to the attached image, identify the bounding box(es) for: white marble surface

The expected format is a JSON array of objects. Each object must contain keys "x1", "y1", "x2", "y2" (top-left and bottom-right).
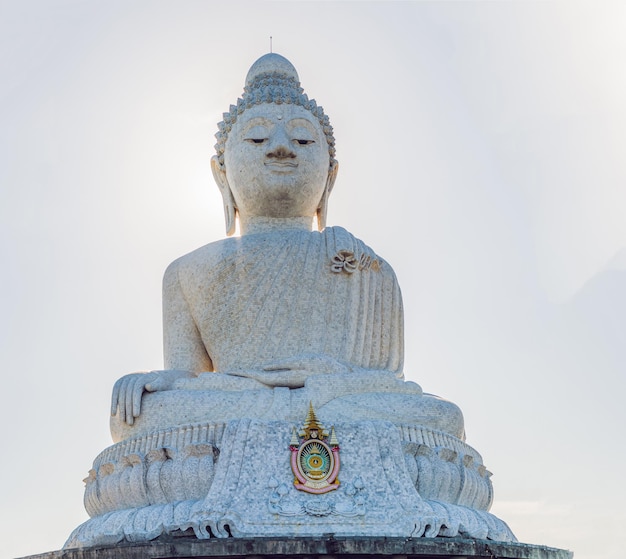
[
  {"x1": 69, "y1": 52, "x2": 515, "y2": 548},
  {"x1": 67, "y1": 418, "x2": 512, "y2": 547}
]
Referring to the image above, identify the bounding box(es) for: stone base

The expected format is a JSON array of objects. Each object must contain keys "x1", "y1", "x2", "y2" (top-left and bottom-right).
[
  {"x1": 71, "y1": 419, "x2": 510, "y2": 547},
  {"x1": 17, "y1": 536, "x2": 573, "y2": 559}
]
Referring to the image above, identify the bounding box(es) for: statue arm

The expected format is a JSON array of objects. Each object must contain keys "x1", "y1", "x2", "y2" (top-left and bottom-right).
[
  {"x1": 111, "y1": 260, "x2": 214, "y2": 426},
  {"x1": 162, "y1": 259, "x2": 213, "y2": 372}
]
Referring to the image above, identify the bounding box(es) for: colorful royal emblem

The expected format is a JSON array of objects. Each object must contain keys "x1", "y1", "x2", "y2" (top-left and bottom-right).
[{"x1": 290, "y1": 403, "x2": 340, "y2": 494}]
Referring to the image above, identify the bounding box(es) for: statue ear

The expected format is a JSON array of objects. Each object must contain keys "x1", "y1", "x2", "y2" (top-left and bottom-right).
[
  {"x1": 211, "y1": 155, "x2": 237, "y2": 236},
  {"x1": 316, "y1": 160, "x2": 338, "y2": 231}
]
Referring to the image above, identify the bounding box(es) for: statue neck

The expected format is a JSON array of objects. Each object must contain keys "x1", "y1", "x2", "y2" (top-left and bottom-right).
[{"x1": 240, "y1": 216, "x2": 314, "y2": 236}]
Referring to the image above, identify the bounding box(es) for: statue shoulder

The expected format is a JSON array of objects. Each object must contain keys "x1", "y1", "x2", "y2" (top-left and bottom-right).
[
  {"x1": 163, "y1": 237, "x2": 240, "y2": 286},
  {"x1": 323, "y1": 226, "x2": 396, "y2": 277}
]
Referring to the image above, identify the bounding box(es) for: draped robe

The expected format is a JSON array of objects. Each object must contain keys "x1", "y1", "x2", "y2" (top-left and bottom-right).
[
  {"x1": 111, "y1": 227, "x2": 465, "y2": 442},
  {"x1": 164, "y1": 226, "x2": 404, "y2": 377}
]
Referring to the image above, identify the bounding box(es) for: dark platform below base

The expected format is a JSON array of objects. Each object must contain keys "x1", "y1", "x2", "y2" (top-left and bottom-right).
[{"x1": 18, "y1": 536, "x2": 573, "y2": 559}]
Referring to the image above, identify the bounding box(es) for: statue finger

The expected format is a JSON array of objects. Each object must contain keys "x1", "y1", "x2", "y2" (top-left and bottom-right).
[
  {"x1": 116, "y1": 375, "x2": 133, "y2": 423},
  {"x1": 262, "y1": 360, "x2": 294, "y2": 371},
  {"x1": 225, "y1": 370, "x2": 256, "y2": 379},
  {"x1": 145, "y1": 371, "x2": 165, "y2": 392},
  {"x1": 111, "y1": 378, "x2": 121, "y2": 416},
  {"x1": 125, "y1": 379, "x2": 136, "y2": 425},
  {"x1": 131, "y1": 377, "x2": 145, "y2": 418}
]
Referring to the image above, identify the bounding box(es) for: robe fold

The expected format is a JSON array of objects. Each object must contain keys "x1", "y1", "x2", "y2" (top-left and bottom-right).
[{"x1": 165, "y1": 227, "x2": 404, "y2": 378}]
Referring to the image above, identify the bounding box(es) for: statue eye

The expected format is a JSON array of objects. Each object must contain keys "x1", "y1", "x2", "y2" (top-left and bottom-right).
[
  {"x1": 245, "y1": 138, "x2": 267, "y2": 144},
  {"x1": 295, "y1": 139, "x2": 315, "y2": 145}
]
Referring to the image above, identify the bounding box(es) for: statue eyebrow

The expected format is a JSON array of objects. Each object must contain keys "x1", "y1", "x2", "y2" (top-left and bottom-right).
[
  {"x1": 242, "y1": 118, "x2": 271, "y2": 131},
  {"x1": 287, "y1": 119, "x2": 318, "y2": 134},
  {"x1": 287, "y1": 118, "x2": 316, "y2": 127}
]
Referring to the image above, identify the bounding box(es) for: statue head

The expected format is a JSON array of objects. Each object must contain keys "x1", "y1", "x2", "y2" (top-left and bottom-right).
[{"x1": 211, "y1": 53, "x2": 338, "y2": 235}]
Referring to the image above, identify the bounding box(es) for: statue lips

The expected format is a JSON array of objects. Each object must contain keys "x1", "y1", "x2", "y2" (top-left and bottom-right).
[{"x1": 264, "y1": 161, "x2": 298, "y2": 172}]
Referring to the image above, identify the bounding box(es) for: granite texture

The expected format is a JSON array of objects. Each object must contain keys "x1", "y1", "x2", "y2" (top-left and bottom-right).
[
  {"x1": 63, "y1": 53, "x2": 558, "y2": 552},
  {"x1": 68, "y1": 419, "x2": 507, "y2": 547}
]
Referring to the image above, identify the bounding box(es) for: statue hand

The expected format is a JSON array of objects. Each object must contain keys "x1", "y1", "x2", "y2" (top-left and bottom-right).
[
  {"x1": 111, "y1": 370, "x2": 193, "y2": 425},
  {"x1": 227, "y1": 355, "x2": 352, "y2": 388},
  {"x1": 263, "y1": 354, "x2": 352, "y2": 375}
]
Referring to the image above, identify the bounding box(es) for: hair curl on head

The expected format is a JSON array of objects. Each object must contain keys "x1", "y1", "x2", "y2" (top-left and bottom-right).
[{"x1": 214, "y1": 71, "x2": 336, "y2": 169}]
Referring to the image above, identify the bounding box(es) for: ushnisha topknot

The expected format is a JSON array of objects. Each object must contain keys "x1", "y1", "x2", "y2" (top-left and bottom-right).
[{"x1": 214, "y1": 53, "x2": 336, "y2": 169}]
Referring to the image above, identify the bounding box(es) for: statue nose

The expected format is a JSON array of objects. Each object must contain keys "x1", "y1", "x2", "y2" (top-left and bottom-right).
[{"x1": 266, "y1": 127, "x2": 296, "y2": 159}]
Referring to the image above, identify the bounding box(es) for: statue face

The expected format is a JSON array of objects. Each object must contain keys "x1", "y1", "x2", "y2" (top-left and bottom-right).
[{"x1": 223, "y1": 103, "x2": 330, "y2": 220}]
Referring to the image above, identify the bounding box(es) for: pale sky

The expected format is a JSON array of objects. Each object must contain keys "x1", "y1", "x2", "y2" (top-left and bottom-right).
[{"x1": 1, "y1": 2, "x2": 625, "y2": 558}]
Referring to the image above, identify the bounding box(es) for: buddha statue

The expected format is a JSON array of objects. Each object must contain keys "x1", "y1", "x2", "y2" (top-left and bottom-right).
[
  {"x1": 109, "y1": 53, "x2": 463, "y2": 442},
  {"x1": 65, "y1": 53, "x2": 515, "y2": 548}
]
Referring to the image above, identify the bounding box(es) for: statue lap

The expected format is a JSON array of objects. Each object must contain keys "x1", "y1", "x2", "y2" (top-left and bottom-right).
[{"x1": 111, "y1": 380, "x2": 465, "y2": 443}]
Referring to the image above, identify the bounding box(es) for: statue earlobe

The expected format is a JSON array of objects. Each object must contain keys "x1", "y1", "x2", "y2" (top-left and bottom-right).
[
  {"x1": 316, "y1": 160, "x2": 339, "y2": 231},
  {"x1": 211, "y1": 156, "x2": 237, "y2": 236}
]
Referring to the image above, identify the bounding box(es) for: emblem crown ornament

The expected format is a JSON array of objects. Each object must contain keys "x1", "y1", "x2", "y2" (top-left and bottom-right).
[{"x1": 290, "y1": 403, "x2": 340, "y2": 494}]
